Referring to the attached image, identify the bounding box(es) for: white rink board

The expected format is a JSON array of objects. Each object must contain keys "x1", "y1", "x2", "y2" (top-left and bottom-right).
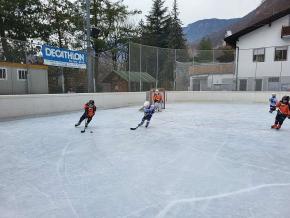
[
  {"x1": 1, "y1": 103, "x2": 290, "y2": 217},
  {"x1": 1, "y1": 91, "x2": 290, "y2": 119},
  {"x1": 0, "y1": 92, "x2": 146, "y2": 119},
  {"x1": 166, "y1": 91, "x2": 290, "y2": 103}
]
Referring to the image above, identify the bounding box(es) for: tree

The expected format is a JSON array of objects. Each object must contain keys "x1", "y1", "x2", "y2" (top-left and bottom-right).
[
  {"x1": 168, "y1": 0, "x2": 186, "y2": 49},
  {"x1": 0, "y1": 0, "x2": 48, "y2": 61},
  {"x1": 89, "y1": 0, "x2": 140, "y2": 89},
  {"x1": 195, "y1": 37, "x2": 213, "y2": 63},
  {"x1": 44, "y1": 0, "x2": 82, "y2": 48},
  {"x1": 142, "y1": 0, "x2": 170, "y2": 47},
  {"x1": 216, "y1": 45, "x2": 235, "y2": 63}
]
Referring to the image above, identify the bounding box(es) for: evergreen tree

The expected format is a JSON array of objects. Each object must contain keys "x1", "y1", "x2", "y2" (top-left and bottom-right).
[
  {"x1": 142, "y1": 0, "x2": 170, "y2": 47},
  {"x1": 168, "y1": 0, "x2": 186, "y2": 49},
  {"x1": 198, "y1": 37, "x2": 213, "y2": 50},
  {"x1": 195, "y1": 37, "x2": 213, "y2": 63},
  {"x1": 216, "y1": 45, "x2": 235, "y2": 63}
]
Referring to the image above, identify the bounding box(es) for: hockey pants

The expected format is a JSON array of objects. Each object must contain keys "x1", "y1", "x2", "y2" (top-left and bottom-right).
[
  {"x1": 79, "y1": 112, "x2": 93, "y2": 126},
  {"x1": 275, "y1": 111, "x2": 287, "y2": 126}
]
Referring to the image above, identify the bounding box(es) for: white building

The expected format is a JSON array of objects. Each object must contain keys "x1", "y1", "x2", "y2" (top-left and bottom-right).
[{"x1": 225, "y1": 8, "x2": 290, "y2": 91}]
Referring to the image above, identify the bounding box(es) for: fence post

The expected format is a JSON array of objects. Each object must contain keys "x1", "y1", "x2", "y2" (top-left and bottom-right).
[
  {"x1": 254, "y1": 61, "x2": 258, "y2": 91},
  {"x1": 128, "y1": 42, "x2": 131, "y2": 92},
  {"x1": 174, "y1": 49, "x2": 177, "y2": 91},
  {"x1": 156, "y1": 47, "x2": 159, "y2": 89},
  {"x1": 25, "y1": 43, "x2": 31, "y2": 94},
  {"x1": 235, "y1": 47, "x2": 240, "y2": 91},
  {"x1": 61, "y1": 67, "x2": 65, "y2": 93},
  {"x1": 279, "y1": 61, "x2": 283, "y2": 91},
  {"x1": 139, "y1": 44, "x2": 142, "y2": 92},
  {"x1": 86, "y1": 0, "x2": 94, "y2": 93}
]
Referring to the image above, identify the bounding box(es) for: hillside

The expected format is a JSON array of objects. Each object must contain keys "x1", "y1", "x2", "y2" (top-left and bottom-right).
[
  {"x1": 183, "y1": 18, "x2": 241, "y2": 44},
  {"x1": 184, "y1": 0, "x2": 290, "y2": 47}
]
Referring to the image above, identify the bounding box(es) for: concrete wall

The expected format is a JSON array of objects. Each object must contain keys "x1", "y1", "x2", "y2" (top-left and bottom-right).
[
  {"x1": 1, "y1": 91, "x2": 290, "y2": 120},
  {"x1": 0, "y1": 92, "x2": 146, "y2": 119}
]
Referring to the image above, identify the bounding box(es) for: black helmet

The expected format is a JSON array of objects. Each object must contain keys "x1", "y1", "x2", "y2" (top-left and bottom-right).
[
  {"x1": 88, "y1": 100, "x2": 95, "y2": 105},
  {"x1": 282, "y1": 96, "x2": 289, "y2": 104}
]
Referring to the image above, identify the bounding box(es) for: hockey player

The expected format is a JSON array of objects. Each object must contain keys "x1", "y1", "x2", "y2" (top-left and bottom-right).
[
  {"x1": 75, "y1": 100, "x2": 96, "y2": 128},
  {"x1": 271, "y1": 96, "x2": 290, "y2": 130},
  {"x1": 131, "y1": 101, "x2": 155, "y2": 130},
  {"x1": 269, "y1": 93, "x2": 278, "y2": 113},
  {"x1": 153, "y1": 89, "x2": 163, "y2": 112}
]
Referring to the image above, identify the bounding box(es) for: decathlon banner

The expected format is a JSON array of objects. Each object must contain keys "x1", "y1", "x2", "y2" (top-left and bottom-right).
[{"x1": 42, "y1": 45, "x2": 87, "y2": 69}]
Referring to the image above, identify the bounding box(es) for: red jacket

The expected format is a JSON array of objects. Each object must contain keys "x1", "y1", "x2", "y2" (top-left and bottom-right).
[
  {"x1": 276, "y1": 102, "x2": 289, "y2": 116},
  {"x1": 84, "y1": 104, "x2": 96, "y2": 118},
  {"x1": 153, "y1": 94, "x2": 162, "y2": 102}
]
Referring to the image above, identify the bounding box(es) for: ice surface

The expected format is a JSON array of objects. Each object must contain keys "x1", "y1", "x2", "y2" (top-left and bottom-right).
[{"x1": 1, "y1": 103, "x2": 290, "y2": 218}]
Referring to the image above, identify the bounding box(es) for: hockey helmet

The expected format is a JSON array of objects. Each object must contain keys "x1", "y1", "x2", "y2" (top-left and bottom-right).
[
  {"x1": 282, "y1": 96, "x2": 289, "y2": 104},
  {"x1": 144, "y1": 101, "x2": 150, "y2": 108}
]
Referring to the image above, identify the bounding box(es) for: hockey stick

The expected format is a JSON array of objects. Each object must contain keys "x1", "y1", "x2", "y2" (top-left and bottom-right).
[
  {"x1": 130, "y1": 121, "x2": 147, "y2": 130},
  {"x1": 130, "y1": 125, "x2": 139, "y2": 131}
]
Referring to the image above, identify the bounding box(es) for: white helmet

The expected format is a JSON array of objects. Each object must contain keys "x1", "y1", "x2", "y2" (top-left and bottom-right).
[
  {"x1": 144, "y1": 101, "x2": 150, "y2": 108},
  {"x1": 155, "y1": 89, "x2": 159, "y2": 92},
  {"x1": 272, "y1": 93, "x2": 276, "y2": 97}
]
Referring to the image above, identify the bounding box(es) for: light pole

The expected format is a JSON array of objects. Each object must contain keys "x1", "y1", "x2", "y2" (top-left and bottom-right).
[{"x1": 86, "y1": 0, "x2": 94, "y2": 93}]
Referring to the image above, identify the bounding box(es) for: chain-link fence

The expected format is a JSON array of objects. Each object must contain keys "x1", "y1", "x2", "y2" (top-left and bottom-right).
[
  {"x1": 0, "y1": 37, "x2": 289, "y2": 95},
  {"x1": 176, "y1": 49, "x2": 236, "y2": 91},
  {"x1": 176, "y1": 45, "x2": 290, "y2": 92},
  {"x1": 128, "y1": 43, "x2": 192, "y2": 92}
]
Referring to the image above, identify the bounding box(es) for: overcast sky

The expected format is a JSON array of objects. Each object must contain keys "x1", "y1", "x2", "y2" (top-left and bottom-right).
[{"x1": 113, "y1": 0, "x2": 262, "y2": 26}]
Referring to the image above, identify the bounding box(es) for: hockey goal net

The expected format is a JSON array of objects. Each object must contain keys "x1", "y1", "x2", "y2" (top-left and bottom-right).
[{"x1": 147, "y1": 88, "x2": 166, "y2": 109}]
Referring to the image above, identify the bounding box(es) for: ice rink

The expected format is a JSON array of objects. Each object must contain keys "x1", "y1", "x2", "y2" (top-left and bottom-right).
[{"x1": 1, "y1": 102, "x2": 290, "y2": 218}]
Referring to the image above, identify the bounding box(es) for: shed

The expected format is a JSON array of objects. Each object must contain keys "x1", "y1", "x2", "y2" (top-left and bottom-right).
[
  {"x1": 0, "y1": 62, "x2": 49, "y2": 95},
  {"x1": 102, "y1": 70, "x2": 156, "y2": 92}
]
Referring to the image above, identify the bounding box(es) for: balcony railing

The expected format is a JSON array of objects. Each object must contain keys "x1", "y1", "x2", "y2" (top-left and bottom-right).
[{"x1": 281, "y1": 26, "x2": 290, "y2": 38}]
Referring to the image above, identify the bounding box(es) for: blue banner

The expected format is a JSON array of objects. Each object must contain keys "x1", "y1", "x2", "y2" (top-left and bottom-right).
[{"x1": 42, "y1": 45, "x2": 87, "y2": 69}]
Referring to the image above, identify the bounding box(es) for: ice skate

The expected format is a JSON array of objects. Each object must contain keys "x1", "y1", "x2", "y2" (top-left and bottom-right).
[{"x1": 271, "y1": 124, "x2": 277, "y2": 129}]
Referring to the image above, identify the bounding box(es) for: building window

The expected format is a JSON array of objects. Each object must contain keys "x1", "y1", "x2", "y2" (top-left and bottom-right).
[
  {"x1": 274, "y1": 47, "x2": 288, "y2": 61},
  {"x1": 255, "y1": 79, "x2": 263, "y2": 91},
  {"x1": 17, "y1": 69, "x2": 27, "y2": 80},
  {"x1": 239, "y1": 79, "x2": 247, "y2": 91},
  {"x1": 253, "y1": 48, "x2": 265, "y2": 62},
  {"x1": 0, "y1": 68, "x2": 7, "y2": 80},
  {"x1": 268, "y1": 77, "x2": 280, "y2": 83}
]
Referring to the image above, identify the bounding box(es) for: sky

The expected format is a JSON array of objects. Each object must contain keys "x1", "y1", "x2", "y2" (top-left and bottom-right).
[{"x1": 113, "y1": 0, "x2": 262, "y2": 26}]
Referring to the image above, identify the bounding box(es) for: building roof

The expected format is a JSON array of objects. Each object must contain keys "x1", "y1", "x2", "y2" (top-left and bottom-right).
[
  {"x1": 103, "y1": 70, "x2": 156, "y2": 83},
  {"x1": 0, "y1": 61, "x2": 48, "y2": 70},
  {"x1": 224, "y1": 8, "x2": 290, "y2": 47}
]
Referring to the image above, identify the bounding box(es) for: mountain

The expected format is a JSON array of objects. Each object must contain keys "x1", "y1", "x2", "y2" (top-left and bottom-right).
[
  {"x1": 183, "y1": 18, "x2": 241, "y2": 44},
  {"x1": 207, "y1": 0, "x2": 290, "y2": 46},
  {"x1": 184, "y1": 0, "x2": 290, "y2": 47}
]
